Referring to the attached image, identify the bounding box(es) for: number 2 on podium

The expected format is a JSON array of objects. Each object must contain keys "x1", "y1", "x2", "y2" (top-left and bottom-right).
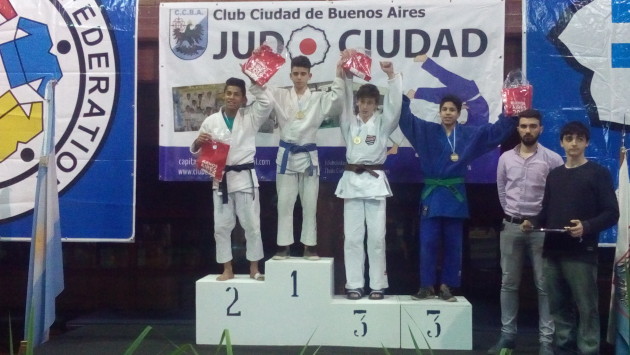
[{"x1": 226, "y1": 287, "x2": 241, "y2": 316}]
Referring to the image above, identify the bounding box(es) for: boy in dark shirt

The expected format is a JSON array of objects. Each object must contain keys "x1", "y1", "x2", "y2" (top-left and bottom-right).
[{"x1": 522, "y1": 121, "x2": 619, "y2": 355}]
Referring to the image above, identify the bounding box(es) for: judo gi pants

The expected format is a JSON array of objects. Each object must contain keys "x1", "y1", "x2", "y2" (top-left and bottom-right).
[
  {"x1": 544, "y1": 255, "x2": 600, "y2": 355},
  {"x1": 276, "y1": 172, "x2": 318, "y2": 246},
  {"x1": 213, "y1": 189, "x2": 263, "y2": 264},
  {"x1": 343, "y1": 198, "x2": 388, "y2": 291},
  {"x1": 500, "y1": 221, "x2": 554, "y2": 343},
  {"x1": 419, "y1": 216, "x2": 462, "y2": 288}
]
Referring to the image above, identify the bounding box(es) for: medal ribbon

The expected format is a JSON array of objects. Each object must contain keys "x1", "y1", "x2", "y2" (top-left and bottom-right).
[
  {"x1": 296, "y1": 91, "x2": 310, "y2": 118},
  {"x1": 352, "y1": 116, "x2": 364, "y2": 143},
  {"x1": 446, "y1": 125, "x2": 456, "y2": 157}
]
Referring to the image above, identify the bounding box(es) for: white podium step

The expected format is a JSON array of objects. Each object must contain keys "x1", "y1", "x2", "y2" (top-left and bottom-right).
[
  {"x1": 196, "y1": 258, "x2": 472, "y2": 349},
  {"x1": 399, "y1": 296, "x2": 473, "y2": 350},
  {"x1": 264, "y1": 257, "x2": 334, "y2": 303},
  {"x1": 320, "y1": 295, "x2": 401, "y2": 348}
]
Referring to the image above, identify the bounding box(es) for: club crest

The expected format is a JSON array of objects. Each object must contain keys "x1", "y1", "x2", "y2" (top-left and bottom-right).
[{"x1": 169, "y1": 8, "x2": 208, "y2": 60}]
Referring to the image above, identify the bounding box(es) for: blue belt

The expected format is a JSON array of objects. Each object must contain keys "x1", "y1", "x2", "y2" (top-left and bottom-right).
[{"x1": 278, "y1": 140, "x2": 317, "y2": 175}]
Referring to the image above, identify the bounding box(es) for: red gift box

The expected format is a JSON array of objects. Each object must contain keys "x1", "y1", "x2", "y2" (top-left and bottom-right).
[
  {"x1": 342, "y1": 51, "x2": 372, "y2": 81},
  {"x1": 242, "y1": 44, "x2": 285, "y2": 86},
  {"x1": 502, "y1": 84, "x2": 533, "y2": 116},
  {"x1": 196, "y1": 140, "x2": 230, "y2": 181}
]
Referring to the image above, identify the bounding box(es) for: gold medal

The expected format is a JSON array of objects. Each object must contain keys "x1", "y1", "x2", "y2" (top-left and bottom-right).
[
  {"x1": 296, "y1": 111, "x2": 305, "y2": 119},
  {"x1": 450, "y1": 153, "x2": 459, "y2": 162},
  {"x1": 353, "y1": 136, "x2": 361, "y2": 144}
]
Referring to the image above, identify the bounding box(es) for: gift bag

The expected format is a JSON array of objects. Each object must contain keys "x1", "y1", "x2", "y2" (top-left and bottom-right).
[
  {"x1": 342, "y1": 48, "x2": 372, "y2": 81},
  {"x1": 241, "y1": 43, "x2": 286, "y2": 86},
  {"x1": 196, "y1": 139, "x2": 230, "y2": 181},
  {"x1": 502, "y1": 69, "x2": 533, "y2": 116}
]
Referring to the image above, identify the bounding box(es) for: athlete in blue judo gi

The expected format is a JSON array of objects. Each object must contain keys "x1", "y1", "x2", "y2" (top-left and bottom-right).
[{"x1": 399, "y1": 57, "x2": 517, "y2": 301}]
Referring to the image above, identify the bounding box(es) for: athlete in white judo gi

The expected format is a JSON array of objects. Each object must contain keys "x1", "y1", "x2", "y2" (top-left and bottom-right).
[
  {"x1": 268, "y1": 55, "x2": 344, "y2": 260},
  {"x1": 191, "y1": 77, "x2": 272, "y2": 281},
  {"x1": 336, "y1": 54, "x2": 402, "y2": 300}
]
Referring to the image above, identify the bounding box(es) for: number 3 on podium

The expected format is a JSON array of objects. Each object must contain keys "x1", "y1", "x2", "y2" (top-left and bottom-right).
[
  {"x1": 426, "y1": 310, "x2": 441, "y2": 337},
  {"x1": 353, "y1": 310, "x2": 367, "y2": 337}
]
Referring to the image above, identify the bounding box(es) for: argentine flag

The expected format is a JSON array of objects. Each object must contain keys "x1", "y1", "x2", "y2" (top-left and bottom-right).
[{"x1": 24, "y1": 81, "x2": 64, "y2": 347}]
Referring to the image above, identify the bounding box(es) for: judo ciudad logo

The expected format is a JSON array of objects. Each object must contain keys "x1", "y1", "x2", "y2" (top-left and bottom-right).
[
  {"x1": 0, "y1": 0, "x2": 118, "y2": 221},
  {"x1": 287, "y1": 25, "x2": 330, "y2": 65}
]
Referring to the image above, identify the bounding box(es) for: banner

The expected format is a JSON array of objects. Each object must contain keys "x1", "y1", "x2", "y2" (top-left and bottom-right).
[
  {"x1": 526, "y1": 0, "x2": 628, "y2": 244},
  {"x1": 0, "y1": 0, "x2": 137, "y2": 241},
  {"x1": 159, "y1": 0, "x2": 506, "y2": 183}
]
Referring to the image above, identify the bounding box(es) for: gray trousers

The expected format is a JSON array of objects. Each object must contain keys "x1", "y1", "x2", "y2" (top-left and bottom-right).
[
  {"x1": 544, "y1": 255, "x2": 600, "y2": 355},
  {"x1": 499, "y1": 221, "x2": 554, "y2": 343}
]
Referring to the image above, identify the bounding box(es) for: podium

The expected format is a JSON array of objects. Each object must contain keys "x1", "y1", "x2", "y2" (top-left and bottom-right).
[{"x1": 196, "y1": 258, "x2": 472, "y2": 349}]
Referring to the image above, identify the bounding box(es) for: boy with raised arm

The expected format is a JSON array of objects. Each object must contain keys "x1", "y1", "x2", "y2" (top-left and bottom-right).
[
  {"x1": 399, "y1": 57, "x2": 517, "y2": 300},
  {"x1": 336, "y1": 55, "x2": 402, "y2": 300},
  {"x1": 268, "y1": 55, "x2": 344, "y2": 260},
  {"x1": 191, "y1": 77, "x2": 272, "y2": 281}
]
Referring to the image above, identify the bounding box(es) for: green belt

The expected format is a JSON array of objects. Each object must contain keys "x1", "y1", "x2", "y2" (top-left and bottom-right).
[{"x1": 422, "y1": 177, "x2": 465, "y2": 202}]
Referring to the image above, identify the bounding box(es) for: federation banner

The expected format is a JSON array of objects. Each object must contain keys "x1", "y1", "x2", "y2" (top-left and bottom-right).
[
  {"x1": 159, "y1": 0, "x2": 506, "y2": 183},
  {"x1": 0, "y1": 0, "x2": 137, "y2": 241},
  {"x1": 526, "y1": 0, "x2": 628, "y2": 244}
]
